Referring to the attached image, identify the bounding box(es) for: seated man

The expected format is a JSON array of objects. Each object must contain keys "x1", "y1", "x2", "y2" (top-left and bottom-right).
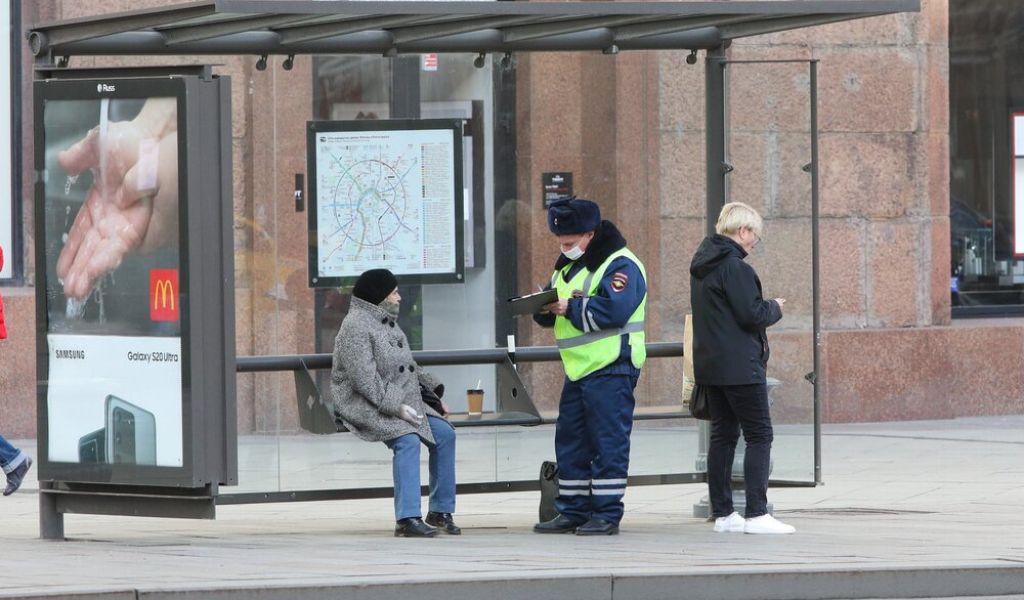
[{"x1": 330, "y1": 268, "x2": 461, "y2": 538}]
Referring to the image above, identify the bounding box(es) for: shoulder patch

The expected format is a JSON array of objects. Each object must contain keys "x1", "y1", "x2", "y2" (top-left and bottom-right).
[{"x1": 611, "y1": 271, "x2": 629, "y2": 292}]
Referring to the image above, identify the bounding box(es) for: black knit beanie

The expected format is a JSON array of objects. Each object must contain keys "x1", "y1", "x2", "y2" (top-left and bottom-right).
[{"x1": 352, "y1": 269, "x2": 398, "y2": 306}]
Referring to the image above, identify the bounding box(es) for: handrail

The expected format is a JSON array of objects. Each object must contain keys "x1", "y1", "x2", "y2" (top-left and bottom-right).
[{"x1": 236, "y1": 341, "x2": 683, "y2": 372}]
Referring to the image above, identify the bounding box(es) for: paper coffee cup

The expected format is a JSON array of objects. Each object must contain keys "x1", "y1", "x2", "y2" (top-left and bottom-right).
[{"x1": 466, "y1": 389, "x2": 484, "y2": 415}]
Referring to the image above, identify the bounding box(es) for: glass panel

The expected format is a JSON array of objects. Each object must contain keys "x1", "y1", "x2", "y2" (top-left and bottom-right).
[
  {"x1": 232, "y1": 55, "x2": 384, "y2": 494},
  {"x1": 416, "y1": 54, "x2": 499, "y2": 417},
  {"x1": 243, "y1": 53, "x2": 509, "y2": 494},
  {"x1": 233, "y1": 50, "x2": 710, "y2": 499},
  {"x1": 725, "y1": 61, "x2": 816, "y2": 483},
  {"x1": 949, "y1": 1, "x2": 1024, "y2": 311}
]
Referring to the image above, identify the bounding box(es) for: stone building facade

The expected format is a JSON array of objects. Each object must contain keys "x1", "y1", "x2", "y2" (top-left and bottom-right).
[{"x1": 2, "y1": 0, "x2": 1019, "y2": 442}]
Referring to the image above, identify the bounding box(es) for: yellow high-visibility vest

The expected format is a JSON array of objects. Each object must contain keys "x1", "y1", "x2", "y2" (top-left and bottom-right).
[{"x1": 552, "y1": 248, "x2": 647, "y2": 381}]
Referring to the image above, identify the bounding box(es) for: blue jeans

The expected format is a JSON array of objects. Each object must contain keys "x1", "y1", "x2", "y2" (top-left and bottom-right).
[
  {"x1": 706, "y1": 383, "x2": 773, "y2": 519},
  {"x1": 384, "y1": 416, "x2": 456, "y2": 521},
  {"x1": 0, "y1": 433, "x2": 27, "y2": 474}
]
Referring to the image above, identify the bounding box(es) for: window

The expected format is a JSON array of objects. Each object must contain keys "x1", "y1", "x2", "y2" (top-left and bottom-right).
[{"x1": 949, "y1": 1, "x2": 1024, "y2": 314}]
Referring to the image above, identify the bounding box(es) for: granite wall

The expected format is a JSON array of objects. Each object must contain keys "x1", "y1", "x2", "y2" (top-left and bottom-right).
[{"x1": 2, "y1": 0, "x2": 1019, "y2": 441}]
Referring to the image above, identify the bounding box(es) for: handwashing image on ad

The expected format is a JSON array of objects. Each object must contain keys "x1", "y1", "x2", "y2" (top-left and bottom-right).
[{"x1": 41, "y1": 96, "x2": 181, "y2": 337}]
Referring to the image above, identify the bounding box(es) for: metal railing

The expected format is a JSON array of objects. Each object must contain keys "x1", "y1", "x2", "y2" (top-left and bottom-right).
[
  {"x1": 236, "y1": 341, "x2": 683, "y2": 371},
  {"x1": 235, "y1": 341, "x2": 689, "y2": 424}
]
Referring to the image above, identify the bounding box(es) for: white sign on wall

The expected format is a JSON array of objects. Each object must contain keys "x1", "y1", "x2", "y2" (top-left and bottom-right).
[
  {"x1": 1014, "y1": 114, "x2": 1024, "y2": 256},
  {"x1": 1, "y1": 1, "x2": 13, "y2": 279}
]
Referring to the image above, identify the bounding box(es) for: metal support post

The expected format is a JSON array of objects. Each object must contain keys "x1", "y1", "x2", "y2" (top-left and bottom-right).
[
  {"x1": 704, "y1": 45, "x2": 728, "y2": 233},
  {"x1": 39, "y1": 482, "x2": 65, "y2": 541},
  {"x1": 809, "y1": 60, "x2": 823, "y2": 485}
]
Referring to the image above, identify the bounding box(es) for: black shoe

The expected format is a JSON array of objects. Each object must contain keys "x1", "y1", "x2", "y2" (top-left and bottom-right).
[
  {"x1": 533, "y1": 514, "x2": 583, "y2": 534},
  {"x1": 394, "y1": 517, "x2": 437, "y2": 538},
  {"x1": 425, "y1": 511, "x2": 462, "y2": 535},
  {"x1": 3, "y1": 457, "x2": 32, "y2": 497},
  {"x1": 576, "y1": 518, "x2": 619, "y2": 536}
]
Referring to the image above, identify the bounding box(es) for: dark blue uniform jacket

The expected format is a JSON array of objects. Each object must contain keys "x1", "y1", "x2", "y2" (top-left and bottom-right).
[{"x1": 534, "y1": 221, "x2": 646, "y2": 377}]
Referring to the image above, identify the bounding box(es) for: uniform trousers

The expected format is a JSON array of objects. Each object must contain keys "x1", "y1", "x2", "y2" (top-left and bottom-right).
[{"x1": 554, "y1": 371, "x2": 638, "y2": 525}]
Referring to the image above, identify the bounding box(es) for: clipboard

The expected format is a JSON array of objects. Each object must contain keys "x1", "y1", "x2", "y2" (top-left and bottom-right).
[{"x1": 508, "y1": 288, "x2": 558, "y2": 316}]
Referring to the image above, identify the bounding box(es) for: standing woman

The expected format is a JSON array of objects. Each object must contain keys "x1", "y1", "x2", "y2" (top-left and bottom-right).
[
  {"x1": 689, "y1": 203, "x2": 794, "y2": 534},
  {"x1": 331, "y1": 268, "x2": 460, "y2": 538},
  {"x1": 0, "y1": 245, "x2": 33, "y2": 496}
]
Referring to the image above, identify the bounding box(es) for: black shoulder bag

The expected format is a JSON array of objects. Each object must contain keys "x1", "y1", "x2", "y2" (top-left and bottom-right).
[
  {"x1": 419, "y1": 383, "x2": 445, "y2": 415},
  {"x1": 688, "y1": 384, "x2": 711, "y2": 420}
]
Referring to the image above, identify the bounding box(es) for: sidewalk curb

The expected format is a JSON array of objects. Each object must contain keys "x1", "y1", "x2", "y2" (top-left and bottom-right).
[
  {"x1": 615, "y1": 565, "x2": 1024, "y2": 600},
  {"x1": 6, "y1": 564, "x2": 1023, "y2": 600}
]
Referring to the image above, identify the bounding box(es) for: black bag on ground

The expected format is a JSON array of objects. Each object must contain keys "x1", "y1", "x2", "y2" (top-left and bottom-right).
[
  {"x1": 688, "y1": 383, "x2": 711, "y2": 420},
  {"x1": 539, "y1": 461, "x2": 560, "y2": 522}
]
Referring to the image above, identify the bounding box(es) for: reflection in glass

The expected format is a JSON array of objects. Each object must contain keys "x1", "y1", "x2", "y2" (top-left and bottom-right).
[{"x1": 950, "y1": 1, "x2": 1024, "y2": 310}]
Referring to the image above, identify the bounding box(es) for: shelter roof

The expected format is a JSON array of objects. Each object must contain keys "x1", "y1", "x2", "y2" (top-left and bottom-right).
[{"x1": 28, "y1": 0, "x2": 920, "y2": 58}]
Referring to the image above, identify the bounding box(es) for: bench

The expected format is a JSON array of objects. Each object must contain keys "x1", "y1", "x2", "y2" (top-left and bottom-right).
[
  {"x1": 272, "y1": 343, "x2": 693, "y2": 434},
  {"x1": 292, "y1": 355, "x2": 544, "y2": 434}
]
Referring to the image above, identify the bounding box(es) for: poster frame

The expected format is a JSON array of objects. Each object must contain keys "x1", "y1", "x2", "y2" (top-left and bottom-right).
[
  {"x1": 1, "y1": 1, "x2": 21, "y2": 284},
  {"x1": 33, "y1": 75, "x2": 236, "y2": 488},
  {"x1": 306, "y1": 118, "x2": 465, "y2": 288}
]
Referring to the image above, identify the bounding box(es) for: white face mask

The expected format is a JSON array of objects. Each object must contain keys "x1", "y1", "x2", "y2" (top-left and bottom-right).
[{"x1": 562, "y1": 244, "x2": 585, "y2": 260}]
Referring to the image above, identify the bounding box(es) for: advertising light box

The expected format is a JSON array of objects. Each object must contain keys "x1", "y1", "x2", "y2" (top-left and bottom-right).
[{"x1": 34, "y1": 75, "x2": 236, "y2": 488}]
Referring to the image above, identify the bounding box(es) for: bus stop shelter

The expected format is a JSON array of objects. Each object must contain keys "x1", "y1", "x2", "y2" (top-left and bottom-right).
[{"x1": 26, "y1": 0, "x2": 920, "y2": 540}]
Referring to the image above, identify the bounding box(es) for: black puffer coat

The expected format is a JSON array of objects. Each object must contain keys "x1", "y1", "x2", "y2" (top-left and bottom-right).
[{"x1": 689, "y1": 235, "x2": 782, "y2": 386}]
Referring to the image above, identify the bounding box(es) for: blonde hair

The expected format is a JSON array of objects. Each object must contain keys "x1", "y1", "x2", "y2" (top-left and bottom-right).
[{"x1": 715, "y1": 202, "x2": 763, "y2": 237}]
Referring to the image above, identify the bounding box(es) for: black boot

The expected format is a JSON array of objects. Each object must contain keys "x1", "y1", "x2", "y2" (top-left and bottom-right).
[
  {"x1": 394, "y1": 517, "x2": 437, "y2": 538},
  {"x1": 533, "y1": 514, "x2": 582, "y2": 534},
  {"x1": 3, "y1": 457, "x2": 32, "y2": 497},
  {"x1": 575, "y1": 517, "x2": 619, "y2": 536},
  {"x1": 425, "y1": 511, "x2": 462, "y2": 535}
]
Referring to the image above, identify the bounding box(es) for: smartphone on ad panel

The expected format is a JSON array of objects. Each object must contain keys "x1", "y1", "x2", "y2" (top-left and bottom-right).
[
  {"x1": 77, "y1": 427, "x2": 106, "y2": 463},
  {"x1": 105, "y1": 395, "x2": 157, "y2": 466}
]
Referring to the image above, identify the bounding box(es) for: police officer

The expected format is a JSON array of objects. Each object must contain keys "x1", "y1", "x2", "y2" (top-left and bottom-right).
[{"x1": 532, "y1": 198, "x2": 647, "y2": 536}]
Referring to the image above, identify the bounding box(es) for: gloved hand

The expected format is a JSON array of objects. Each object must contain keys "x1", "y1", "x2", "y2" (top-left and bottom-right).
[{"x1": 399, "y1": 404, "x2": 423, "y2": 425}]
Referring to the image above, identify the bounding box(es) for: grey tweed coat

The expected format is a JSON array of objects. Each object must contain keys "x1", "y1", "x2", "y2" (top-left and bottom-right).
[{"x1": 331, "y1": 297, "x2": 444, "y2": 444}]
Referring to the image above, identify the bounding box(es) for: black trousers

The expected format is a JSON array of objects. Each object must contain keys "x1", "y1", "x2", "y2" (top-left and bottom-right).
[{"x1": 706, "y1": 383, "x2": 773, "y2": 519}]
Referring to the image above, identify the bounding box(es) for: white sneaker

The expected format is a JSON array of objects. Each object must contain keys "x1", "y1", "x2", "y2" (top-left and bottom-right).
[
  {"x1": 743, "y1": 514, "x2": 795, "y2": 534},
  {"x1": 713, "y1": 511, "x2": 746, "y2": 533}
]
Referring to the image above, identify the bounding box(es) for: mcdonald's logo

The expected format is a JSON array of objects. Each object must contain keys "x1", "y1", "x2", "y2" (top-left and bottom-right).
[{"x1": 149, "y1": 269, "x2": 179, "y2": 322}]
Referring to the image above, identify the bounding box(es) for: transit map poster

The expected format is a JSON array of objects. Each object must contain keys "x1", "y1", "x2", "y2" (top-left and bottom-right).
[{"x1": 307, "y1": 119, "x2": 464, "y2": 286}]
